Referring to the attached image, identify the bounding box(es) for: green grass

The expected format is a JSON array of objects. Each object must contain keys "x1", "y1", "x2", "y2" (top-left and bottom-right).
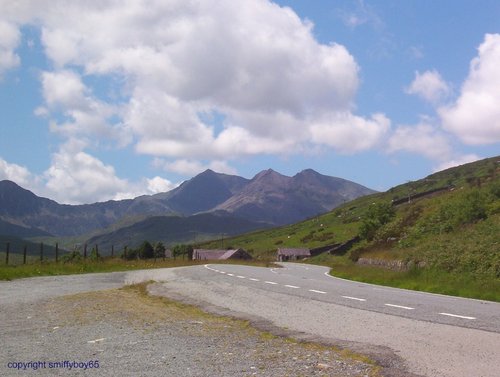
[
  {"x1": 0, "y1": 257, "x2": 275, "y2": 281},
  {"x1": 307, "y1": 254, "x2": 500, "y2": 302}
]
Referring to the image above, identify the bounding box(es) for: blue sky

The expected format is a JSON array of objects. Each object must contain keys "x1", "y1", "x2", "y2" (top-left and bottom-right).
[{"x1": 0, "y1": 0, "x2": 499, "y2": 204}]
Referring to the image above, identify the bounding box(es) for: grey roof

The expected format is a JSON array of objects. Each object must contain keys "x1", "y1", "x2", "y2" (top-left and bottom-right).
[
  {"x1": 193, "y1": 249, "x2": 227, "y2": 260},
  {"x1": 277, "y1": 248, "x2": 311, "y2": 257},
  {"x1": 193, "y1": 248, "x2": 249, "y2": 260}
]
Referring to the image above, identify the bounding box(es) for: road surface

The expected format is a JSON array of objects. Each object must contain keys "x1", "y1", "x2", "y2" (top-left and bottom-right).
[{"x1": 1, "y1": 263, "x2": 499, "y2": 377}]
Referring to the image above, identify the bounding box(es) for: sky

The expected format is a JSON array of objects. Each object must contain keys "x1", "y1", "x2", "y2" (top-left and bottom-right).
[{"x1": 0, "y1": 0, "x2": 499, "y2": 204}]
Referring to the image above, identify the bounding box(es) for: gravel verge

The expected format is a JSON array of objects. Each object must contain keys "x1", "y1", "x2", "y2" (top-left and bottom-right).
[{"x1": 1, "y1": 283, "x2": 379, "y2": 377}]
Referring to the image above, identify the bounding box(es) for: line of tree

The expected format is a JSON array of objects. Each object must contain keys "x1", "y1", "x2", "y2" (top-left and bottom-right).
[{"x1": 121, "y1": 241, "x2": 193, "y2": 261}]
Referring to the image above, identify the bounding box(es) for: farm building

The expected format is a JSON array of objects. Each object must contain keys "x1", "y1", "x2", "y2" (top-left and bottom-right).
[
  {"x1": 192, "y1": 248, "x2": 252, "y2": 261},
  {"x1": 277, "y1": 248, "x2": 311, "y2": 262}
]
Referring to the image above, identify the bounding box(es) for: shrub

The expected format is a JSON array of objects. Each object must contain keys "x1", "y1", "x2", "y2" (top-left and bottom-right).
[
  {"x1": 359, "y1": 202, "x2": 395, "y2": 240},
  {"x1": 62, "y1": 250, "x2": 82, "y2": 263}
]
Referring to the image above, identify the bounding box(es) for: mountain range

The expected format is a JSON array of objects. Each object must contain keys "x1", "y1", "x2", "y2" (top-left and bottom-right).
[{"x1": 0, "y1": 168, "x2": 375, "y2": 247}]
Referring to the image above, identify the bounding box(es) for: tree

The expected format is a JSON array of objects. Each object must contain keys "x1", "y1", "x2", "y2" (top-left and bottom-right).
[
  {"x1": 138, "y1": 241, "x2": 154, "y2": 259},
  {"x1": 172, "y1": 244, "x2": 193, "y2": 260},
  {"x1": 154, "y1": 242, "x2": 166, "y2": 260}
]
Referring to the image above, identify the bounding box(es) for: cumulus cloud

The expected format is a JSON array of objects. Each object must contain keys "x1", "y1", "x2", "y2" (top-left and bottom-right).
[
  {"x1": 0, "y1": 20, "x2": 20, "y2": 77},
  {"x1": 439, "y1": 34, "x2": 500, "y2": 145},
  {"x1": 38, "y1": 141, "x2": 178, "y2": 204},
  {"x1": 2, "y1": 0, "x2": 394, "y2": 202},
  {"x1": 42, "y1": 140, "x2": 130, "y2": 204},
  {"x1": 310, "y1": 112, "x2": 391, "y2": 153},
  {"x1": 146, "y1": 176, "x2": 177, "y2": 194},
  {"x1": 154, "y1": 158, "x2": 237, "y2": 176},
  {"x1": 434, "y1": 154, "x2": 481, "y2": 172},
  {"x1": 38, "y1": 69, "x2": 129, "y2": 145},
  {"x1": 0, "y1": 157, "x2": 33, "y2": 187},
  {"x1": 406, "y1": 70, "x2": 451, "y2": 104},
  {"x1": 9, "y1": 0, "x2": 383, "y2": 156},
  {"x1": 387, "y1": 123, "x2": 452, "y2": 161},
  {"x1": 386, "y1": 123, "x2": 481, "y2": 173}
]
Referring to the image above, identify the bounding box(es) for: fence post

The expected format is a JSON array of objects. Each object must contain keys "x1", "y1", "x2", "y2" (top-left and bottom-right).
[
  {"x1": 95, "y1": 244, "x2": 99, "y2": 259},
  {"x1": 111, "y1": 245, "x2": 114, "y2": 258},
  {"x1": 5, "y1": 242, "x2": 9, "y2": 265},
  {"x1": 23, "y1": 245, "x2": 27, "y2": 265},
  {"x1": 124, "y1": 246, "x2": 127, "y2": 259},
  {"x1": 40, "y1": 242, "x2": 44, "y2": 262},
  {"x1": 55, "y1": 243, "x2": 59, "y2": 263},
  {"x1": 84, "y1": 244, "x2": 87, "y2": 259}
]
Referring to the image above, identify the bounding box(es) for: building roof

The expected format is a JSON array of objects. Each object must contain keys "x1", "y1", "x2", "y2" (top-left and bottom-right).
[
  {"x1": 277, "y1": 248, "x2": 311, "y2": 257},
  {"x1": 193, "y1": 248, "x2": 249, "y2": 260}
]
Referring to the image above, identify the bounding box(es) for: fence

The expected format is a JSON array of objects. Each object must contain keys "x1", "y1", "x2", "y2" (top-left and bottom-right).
[{"x1": 1, "y1": 242, "x2": 119, "y2": 266}]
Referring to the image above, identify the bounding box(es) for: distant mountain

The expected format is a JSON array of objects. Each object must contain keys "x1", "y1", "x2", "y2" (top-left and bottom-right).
[
  {"x1": 85, "y1": 212, "x2": 270, "y2": 251},
  {"x1": 0, "y1": 168, "x2": 375, "y2": 239},
  {"x1": 214, "y1": 169, "x2": 375, "y2": 225},
  {"x1": 0, "y1": 180, "x2": 173, "y2": 236},
  {"x1": 154, "y1": 169, "x2": 249, "y2": 214}
]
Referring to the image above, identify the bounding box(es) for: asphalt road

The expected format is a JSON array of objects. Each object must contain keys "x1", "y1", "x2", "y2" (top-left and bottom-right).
[
  {"x1": 201, "y1": 263, "x2": 499, "y2": 333},
  {"x1": 145, "y1": 263, "x2": 500, "y2": 377},
  {"x1": 1, "y1": 264, "x2": 499, "y2": 377}
]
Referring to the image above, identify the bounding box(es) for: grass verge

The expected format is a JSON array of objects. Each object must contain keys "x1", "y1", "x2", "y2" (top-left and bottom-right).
[
  {"x1": 0, "y1": 257, "x2": 275, "y2": 281},
  {"x1": 308, "y1": 254, "x2": 500, "y2": 302}
]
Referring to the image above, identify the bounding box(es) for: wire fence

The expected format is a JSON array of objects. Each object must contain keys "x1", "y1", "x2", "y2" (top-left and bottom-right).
[{"x1": 1, "y1": 242, "x2": 120, "y2": 266}]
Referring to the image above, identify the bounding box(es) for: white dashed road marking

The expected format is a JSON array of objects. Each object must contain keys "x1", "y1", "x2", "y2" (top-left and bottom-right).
[
  {"x1": 249, "y1": 278, "x2": 260, "y2": 281},
  {"x1": 236, "y1": 275, "x2": 246, "y2": 279},
  {"x1": 439, "y1": 312, "x2": 476, "y2": 320},
  {"x1": 308, "y1": 289, "x2": 327, "y2": 294},
  {"x1": 265, "y1": 281, "x2": 278, "y2": 285},
  {"x1": 284, "y1": 284, "x2": 300, "y2": 289},
  {"x1": 341, "y1": 295, "x2": 366, "y2": 302},
  {"x1": 385, "y1": 303, "x2": 415, "y2": 310}
]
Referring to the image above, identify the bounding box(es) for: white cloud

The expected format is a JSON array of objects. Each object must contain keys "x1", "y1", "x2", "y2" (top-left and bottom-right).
[
  {"x1": 42, "y1": 141, "x2": 129, "y2": 204},
  {"x1": 310, "y1": 112, "x2": 391, "y2": 153},
  {"x1": 406, "y1": 70, "x2": 451, "y2": 104},
  {"x1": 39, "y1": 70, "x2": 129, "y2": 144},
  {"x1": 387, "y1": 123, "x2": 452, "y2": 161},
  {"x1": 146, "y1": 176, "x2": 177, "y2": 194},
  {"x1": 6, "y1": 0, "x2": 387, "y2": 160},
  {"x1": 0, "y1": 157, "x2": 33, "y2": 187},
  {"x1": 439, "y1": 34, "x2": 500, "y2": 145},
  {"x1": 386, "y1": 123, "x2": 481, "y2": 174},
  {"x1": 1, "y1": 0, "x2": 395, "y2": 202},
  {"x1": 434, "y1": 154, "x2": 481, "y2": 172},
  {"x1": 0, "y1": 20, "x2": 20, "y2": 76},
  {"x1": 154, "y1": 158, "x2": 237, "y2": 177}
]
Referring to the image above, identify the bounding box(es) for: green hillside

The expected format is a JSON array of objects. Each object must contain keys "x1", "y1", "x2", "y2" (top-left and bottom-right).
[{"x1": 200, "y1": 156, "x2": 500, "y2": 301}]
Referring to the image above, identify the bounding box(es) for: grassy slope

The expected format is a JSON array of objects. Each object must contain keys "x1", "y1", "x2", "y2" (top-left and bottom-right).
[{"x1": 200, "y1": 156, "x2": 500, "y2": 301}]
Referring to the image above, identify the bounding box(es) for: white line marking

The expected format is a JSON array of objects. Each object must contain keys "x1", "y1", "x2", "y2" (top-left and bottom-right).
[
  {"x1": 439, "y1": 312, "x2": 476, "y2": 320},
  {"x1": 284, "y1": 284, "x2": 300, "y2": 289},
  {"x1": 341, "y1": 295, "x2": 366, "y2": 302},
  {"x1": 219, "y1": 271, "x2": 226, "y2": 274},
  {"x1": 385, "y1": 303, "x2": 414, "y2": 310},
  {"x1": 227, "y1": 273, "x2": 234, "y2": 276},
  {"x1": 249, "y1": 278, "x2": 260, "y2": 281},
  {"x1": 270, "y1": 269, "x2": 278, "y2": 274},
  {"x1": 87, "y1": 338, "x2": 105, "y2": 344},
  {"x1": 309, "y1": 289, "x2": 327, "y2": 294},
  {"x1": 236, "y1": 275, "x2": 246, "y2": 279},
  {"x1": 265, "y1": 281, "x2": 278, "y2": 285}
]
